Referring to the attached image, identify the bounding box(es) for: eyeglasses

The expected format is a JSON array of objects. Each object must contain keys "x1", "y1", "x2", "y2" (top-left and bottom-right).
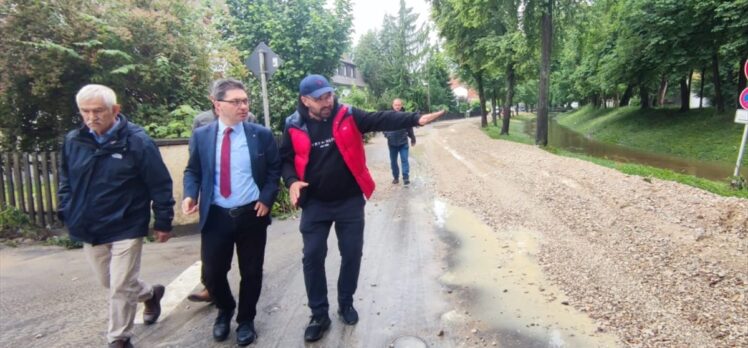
[{"x1": 218, "y1": 98, "x2": 250, "y2": 107}]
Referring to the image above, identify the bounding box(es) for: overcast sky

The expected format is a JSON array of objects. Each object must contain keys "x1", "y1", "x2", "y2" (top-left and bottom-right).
[{"x1": 347, "y1": 0, "x2": 432, "y2": 44}]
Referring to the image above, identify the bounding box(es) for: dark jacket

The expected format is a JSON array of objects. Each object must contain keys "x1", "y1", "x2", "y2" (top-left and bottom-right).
[
  {"x1": 58, "y1": 116, "x2": 175, "y2": 245},
  {"x1": 183, "y1": 120, "x2": 281, "y2": 231},
  {"x1": 280, "y1": 99, "x2": 420, "y2": 204},
  {"x1": 383, "y1": 107, "x2": 416, "y2": 147}
]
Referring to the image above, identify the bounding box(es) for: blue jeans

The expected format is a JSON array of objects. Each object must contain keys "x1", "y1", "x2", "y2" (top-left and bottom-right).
[{"x1": 388, "y1": 144, "x2": 410, "y2": 180}]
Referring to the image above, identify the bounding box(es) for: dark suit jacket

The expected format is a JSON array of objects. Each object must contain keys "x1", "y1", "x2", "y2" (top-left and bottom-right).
[{"x1": 183, "y1": 120, "x2": 281, "y2": 230}]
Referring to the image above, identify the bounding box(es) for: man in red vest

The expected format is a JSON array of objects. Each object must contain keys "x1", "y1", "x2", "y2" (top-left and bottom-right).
[{"x1": 280, "y1": 74, "x2": 444, "y2": 342}]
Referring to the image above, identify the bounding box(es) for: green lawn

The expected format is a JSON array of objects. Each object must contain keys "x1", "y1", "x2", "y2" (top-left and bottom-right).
[
  {"x1": 482, "y1": 119, "x2": 535, "y2": 145},
  {"x1": 482, "y1": 114, "x2": 747, "y2": 199},
  {"x1": 557, "y1": 106, "x2": 746, "y2": 163}
]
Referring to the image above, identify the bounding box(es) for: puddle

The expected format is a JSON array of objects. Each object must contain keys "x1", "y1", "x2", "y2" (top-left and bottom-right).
[{"x1": 434, "y1": 199, "x2": 621, "y2": 347}]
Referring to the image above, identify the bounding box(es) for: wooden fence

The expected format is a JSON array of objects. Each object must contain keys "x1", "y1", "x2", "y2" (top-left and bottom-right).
[{"x1": 0, "y1": 152, "x2": 59, "y2": 227}]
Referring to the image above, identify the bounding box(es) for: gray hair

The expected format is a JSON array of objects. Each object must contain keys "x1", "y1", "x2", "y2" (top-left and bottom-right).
[
  {"x1": 76, "y1": 84, "x2": 117, "y2": 109},
  {"x1": 210, "y1": 78, "x2": 246, "y2": 101}
]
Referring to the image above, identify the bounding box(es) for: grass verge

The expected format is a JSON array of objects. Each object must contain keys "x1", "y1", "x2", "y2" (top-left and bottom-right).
[
  {"x1": 557, "y1": 106, "x2": 746, "y2": 163},
  {"x1": 482, "y1": 121, "x2": 748, "y2": 199}
]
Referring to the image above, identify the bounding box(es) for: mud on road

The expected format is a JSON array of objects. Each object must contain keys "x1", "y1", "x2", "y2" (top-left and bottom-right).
[
  {"x1": 2, "y1": 118, "x2": 746, "y2": 348},
  {"x1": 416, "y1": 118, "x2": 747, "y2": 347}
]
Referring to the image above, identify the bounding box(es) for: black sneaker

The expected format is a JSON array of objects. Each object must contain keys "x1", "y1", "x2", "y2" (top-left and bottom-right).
[
  {"x1": 392, "y1": 178, "x2": 399, "y2": 184},
  {"x1": 304, "y1": 314, "x2": 331, "y2": 342},
  {"x1": 337, "y1": 305, "x2": 359, "y2": 325},
  {"x1": 403, "y1": 178, "x2": 410, "y2": 185}
]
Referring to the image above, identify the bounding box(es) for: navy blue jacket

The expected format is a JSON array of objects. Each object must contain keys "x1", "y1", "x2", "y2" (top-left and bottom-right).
[
  {"x1": 57, "y1": 116, "x2": 175, "y2": 245},
  {"x1": 183, "y1": 120, "x2": 281, "y2": 231}
]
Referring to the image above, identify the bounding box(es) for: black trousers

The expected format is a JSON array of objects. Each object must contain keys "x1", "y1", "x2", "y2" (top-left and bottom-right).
[
  {"x1": 202, "y1": 204, "x2": 269, "y2": 323},
  {"x1": 300, "y1": 195, "x2": 365, "y2": 316}
]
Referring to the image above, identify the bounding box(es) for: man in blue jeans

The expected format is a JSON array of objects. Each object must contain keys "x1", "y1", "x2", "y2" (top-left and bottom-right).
[{"x1": 383, "y1": 98, "x2": 416, "y2": 185}]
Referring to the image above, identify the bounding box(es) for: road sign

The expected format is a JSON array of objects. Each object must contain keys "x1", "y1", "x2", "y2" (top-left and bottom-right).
[
  {"x1": 737, "y1": 109, "x2": 748, "y2": 124},
  {"x1": 744, "y1": 59, "x2": 748, "y2": 79},
  {"x1": 740, "y1": 87, "x2": 748, "y2": 110},
  {"x1": 245, "y1": 42, "x2": 283, "y2": 79},
  {"x1": 245, "y1": 42, "x2": 283, "y2": 129}
]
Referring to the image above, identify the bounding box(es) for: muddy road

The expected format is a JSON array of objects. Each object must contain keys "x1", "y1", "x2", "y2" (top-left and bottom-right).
[
  {"x1": 1, "y1": 117, "x2": 746, "y2": 347},
  {"x1": 418, "y1": 118, "x2": 747, "y2": 347}
]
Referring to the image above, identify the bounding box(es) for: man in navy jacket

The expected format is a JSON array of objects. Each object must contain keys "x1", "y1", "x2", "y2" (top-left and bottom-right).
[
  {"x1": 58, "y1": 84, "x2": 175, "y2": 348},
  {"x1": 182, "y1": 78, "x2": 280, "y2": 346}
]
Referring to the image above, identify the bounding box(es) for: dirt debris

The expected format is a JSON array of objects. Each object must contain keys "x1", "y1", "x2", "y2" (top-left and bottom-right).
[{"x1": 417, "y1": 119, "x2": 748, "y2": 347}]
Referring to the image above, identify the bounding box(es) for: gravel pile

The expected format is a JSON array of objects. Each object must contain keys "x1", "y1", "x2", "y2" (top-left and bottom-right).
[{"x1": 418, "y1": 120, "x2": 747, "y2": 347}]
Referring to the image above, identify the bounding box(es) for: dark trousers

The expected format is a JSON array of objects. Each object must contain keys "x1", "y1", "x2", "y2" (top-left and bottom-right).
[
  {"x1": 300, "y1": 195, "x2": 365, "y2": 316},
  {"x1": 202, "y1": 204, "x2": 269, "y2": 323}
]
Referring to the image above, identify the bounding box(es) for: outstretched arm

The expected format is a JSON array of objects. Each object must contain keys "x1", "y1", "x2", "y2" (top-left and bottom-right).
[{"x1": 417, "y1": 110, "x2": 446, "y2": 126}]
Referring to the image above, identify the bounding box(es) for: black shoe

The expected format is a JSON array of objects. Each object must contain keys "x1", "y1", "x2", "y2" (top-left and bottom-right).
[
  {"x1": 337, "y1": 305, "x2": 359, "y2": 325},
  {"x1": 236, "y1": 321, "x2": 256, "y2": 346},
  {"x1": 213, "y1": 309, "x2": 233, "y2": 342},
  {"x1": 304, "y1": 314, "x2": 331, "y2": 342},
  {"x1": 392, "y1": 178, "x2": 399, "y2": 184},
  {"x1": 108, "y1": 338, "x2": 133, "y2": 348},
  {"x1": 143, "y1": 284, "x2": 164, "y2": 325},
  {"x1": 403, "y1": 178, "x2": 410, "y2": 185}
]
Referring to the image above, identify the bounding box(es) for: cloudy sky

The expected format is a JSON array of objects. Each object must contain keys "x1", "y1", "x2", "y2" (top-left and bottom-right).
[{"x1": 348, "y1": 0, "x2": 432, "y2": 43}]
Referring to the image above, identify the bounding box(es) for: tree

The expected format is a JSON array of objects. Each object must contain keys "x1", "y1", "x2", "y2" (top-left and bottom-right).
[
  {"x1": 224, "y1": 0, "x2": 352, "y2": 130},
  {"x1": 536, "y1": 0, "x2": 553, "y2": 145},
  {"x1": 0, "y1": 0, "x2": 212, "y2": 151},
  {"x1": 353, "y1": 0, "x2": 433, "y2": 110}
]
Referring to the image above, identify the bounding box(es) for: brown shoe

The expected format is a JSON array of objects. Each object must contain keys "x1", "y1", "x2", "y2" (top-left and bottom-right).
[
  {"x1": 143, "y1": 284, "x2": 164, "y2": 325},
  {"x1": 108, "y1": 338, "x2": 133, "y2": 348},
  {"x1": 187, "y1": 288, "x2": 212, "y2": 303}
]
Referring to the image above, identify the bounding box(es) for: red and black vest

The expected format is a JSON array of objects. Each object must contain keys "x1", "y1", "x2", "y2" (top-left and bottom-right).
[{"x1": 287, "y1": 105, "x2": 376, "y2": 199}]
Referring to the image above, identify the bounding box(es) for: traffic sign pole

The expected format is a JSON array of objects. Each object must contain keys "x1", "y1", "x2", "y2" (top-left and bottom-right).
[
  {"x1": 734, "y1": 121, "x2": 747, "y2": 177},
  {"x1": 259, "y1": 51, "x2": 271, "y2": 129},
  {"x1": 245, "y1": 42, "x2": 283, "y2": 129},
  {"x1": 732, "y1": 57, "x2": 748, "y2": 179}
]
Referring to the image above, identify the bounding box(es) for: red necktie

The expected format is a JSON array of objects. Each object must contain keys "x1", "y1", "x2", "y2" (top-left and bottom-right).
[{"x1": 220, "y1": 127, "x2": 232, "y2": 198}]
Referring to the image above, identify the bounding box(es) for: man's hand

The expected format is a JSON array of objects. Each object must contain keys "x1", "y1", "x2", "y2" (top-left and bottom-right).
[
  {"x1": 182, "y1": 197, "x2": 198, "y2": 215},
  {"x1": 418, "y1": 110, "x2": 446, "y2": 126},
  {"x1": 154, "y1": 230, "x2": 171, "y2": 243},
  {"x1": 289, "y1": 181, "x2": 309, "y2": 207},
  {"x1": 255, "y1": 201, "x2": 270, "y2": 217},
  {"x1": 411, "y1": 141, "x2": 416, "y2": 147}
]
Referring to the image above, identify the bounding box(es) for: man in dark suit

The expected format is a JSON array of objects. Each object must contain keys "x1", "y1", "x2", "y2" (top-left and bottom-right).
[{"x1": 182, "y1": 78, "x2": 281, "y2": 346}]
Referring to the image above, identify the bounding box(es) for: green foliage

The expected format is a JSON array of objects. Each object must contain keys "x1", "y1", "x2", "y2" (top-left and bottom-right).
[
  {"x1": 353, "y1": 1, "x2": 454, "y2": 112},
  {"x1": 482, "y1": 120, "x2": 536, "y2": 145},
  {"x1": 552, "y1": 0, "x2": 747, "y2": 110},
  {"x1": 145, "y1": 104, "x2": 198, "y2": 139},
  {"x1": 339, "y1": 87, "x2": 375, "y2": 111},
  {"x1": 45, "y1": 235, "x2": 84, "y2": 249},
  {"x1": 0, "y1": 207, "x2": 29, "y2": 233},
  {"x1": 0, "y1": 206, "x2": 53, "y2": 241},
  {"x1": 0, "y1": 0, "x2": 213, "y2": 151},
  {"x1": 272, "y1": 184, "x2": 298, "y2": 219},
  {"x1": 224, "y1": 0, "x2": 353, "y2": 131}
]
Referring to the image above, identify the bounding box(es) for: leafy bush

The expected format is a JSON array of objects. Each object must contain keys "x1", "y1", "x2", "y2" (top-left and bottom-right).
[
  {"x1": 272, "y1": 183, "x2": 298, "y2": 219},
  {"x1": 0, "y1": 207, "x2": 29, "y2": 234},
  {"x1": 145, "y1": 104, "x2": 198, "y2": 139},
  {"x1": 45, "y1": 235, "x2": 83, "y2": 249},
  {"x1": 0, "y1": 206, "x2": 54, "y2": 241}
]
